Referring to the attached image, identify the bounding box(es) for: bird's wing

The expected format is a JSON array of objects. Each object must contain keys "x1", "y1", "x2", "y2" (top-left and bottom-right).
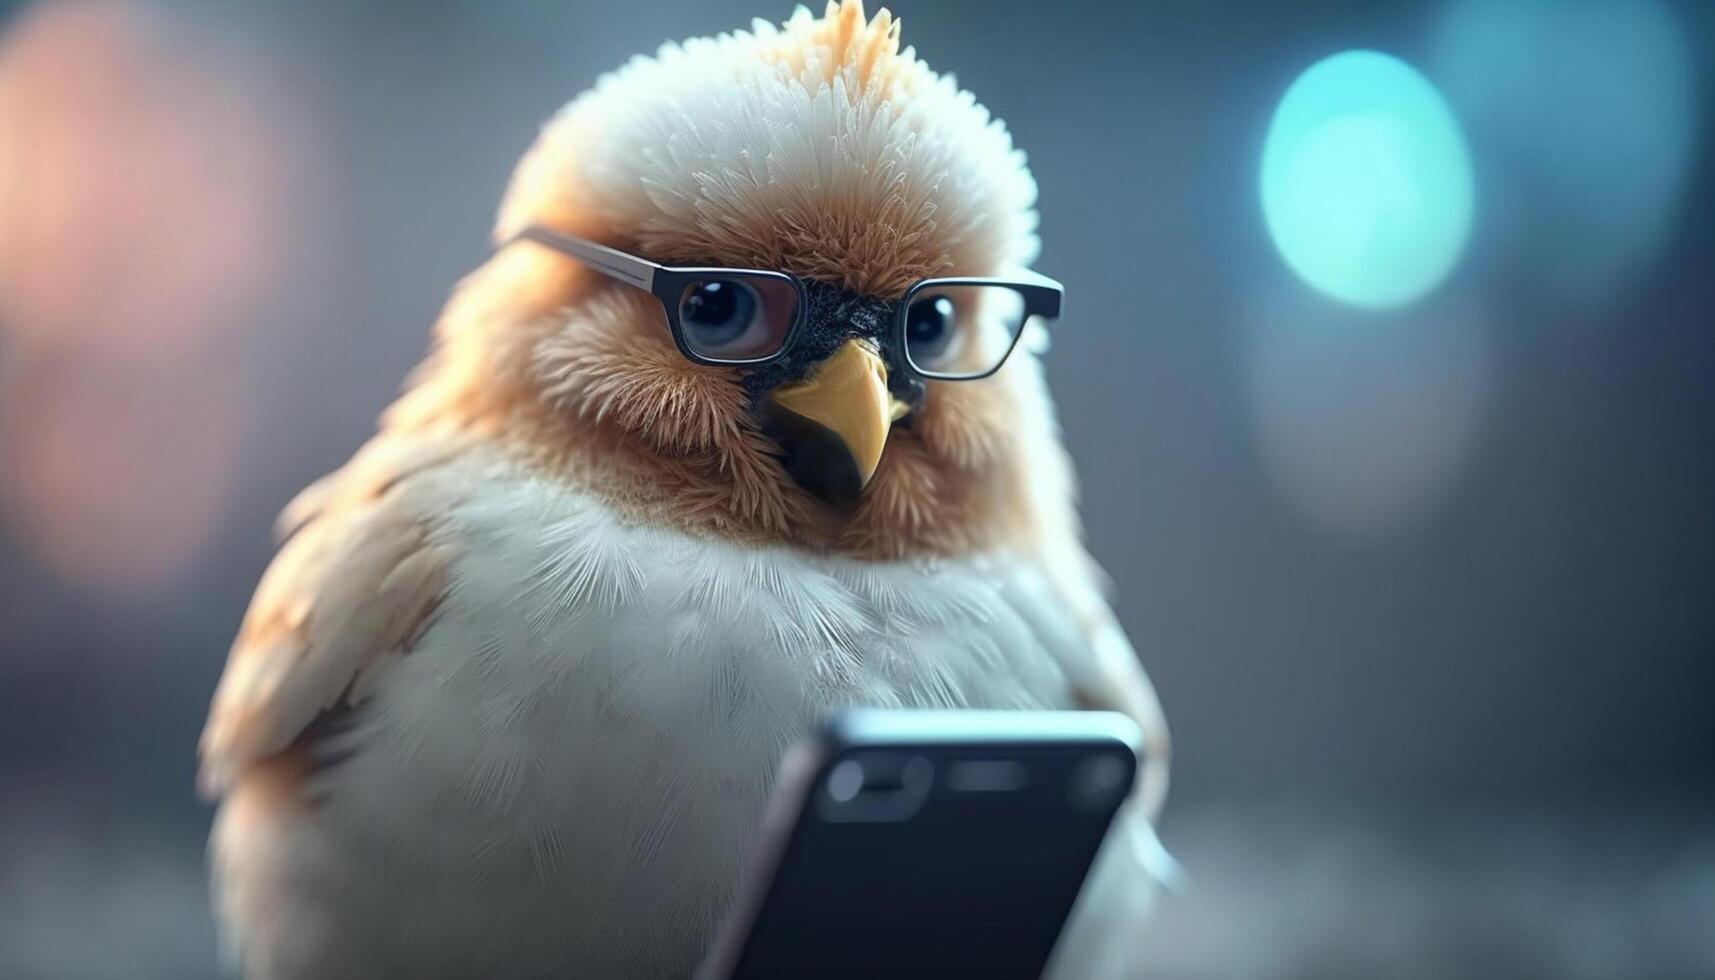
[
  {"x1": 197, "y1": 434, "x2": 468, "y2": 796},
  {"x1": 1026, "y1": 539, "x2": 1184, "y2": 902},
  {"x1": 1036, "y1": 542, "x2": 1172, "y2": 823},
  {"x1": 1074, "y1": 594, "x2": 1171, "y2": 823}
]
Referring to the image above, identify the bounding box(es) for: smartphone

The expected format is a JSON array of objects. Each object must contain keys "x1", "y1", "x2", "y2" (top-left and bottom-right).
[{"x1": 696, "y1": 709, "x2": 1141, "y2": 980}]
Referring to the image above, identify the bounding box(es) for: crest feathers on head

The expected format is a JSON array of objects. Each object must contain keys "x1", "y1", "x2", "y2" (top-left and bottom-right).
[{"x1": 495, "y1": 0, "x2": 1039, "y2": 298}]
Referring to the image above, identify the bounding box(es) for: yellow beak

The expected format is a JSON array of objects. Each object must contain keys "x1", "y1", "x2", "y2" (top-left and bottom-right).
[{"x1": 767, "y1": 339, "x2": 911, "y2": 490}]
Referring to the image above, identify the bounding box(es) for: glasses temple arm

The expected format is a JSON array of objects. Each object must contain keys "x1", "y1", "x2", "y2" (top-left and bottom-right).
[{"x1": 512, "y1": 227, "x2": 659, "y2": 292}]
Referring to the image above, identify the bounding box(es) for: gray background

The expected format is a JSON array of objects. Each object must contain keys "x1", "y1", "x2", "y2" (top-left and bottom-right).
[{"x1": 0, "y1": 1, "x2": 1710, "y2": 977}]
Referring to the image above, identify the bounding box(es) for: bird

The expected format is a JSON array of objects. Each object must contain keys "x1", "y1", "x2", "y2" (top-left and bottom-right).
[{"x1": 198, "y1": 3, "x2": 1171, "y2": 977}]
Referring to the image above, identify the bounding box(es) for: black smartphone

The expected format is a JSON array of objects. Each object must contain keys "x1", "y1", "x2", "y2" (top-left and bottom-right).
[{"x1": 696, "y1": 709, "x2": 1141, "y2": 980}]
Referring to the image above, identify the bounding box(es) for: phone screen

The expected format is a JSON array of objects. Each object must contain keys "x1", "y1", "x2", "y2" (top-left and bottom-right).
[{"x1": 700, "y1": 712, "x2": 1138, "y2": 980}]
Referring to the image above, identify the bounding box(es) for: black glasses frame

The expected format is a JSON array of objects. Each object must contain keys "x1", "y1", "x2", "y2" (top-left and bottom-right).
[
  {"x1": 515, "y1": 226, "x2": 805, "y2": 368},
  {"x1": 898, "y1": 275, "x2": 1062, "y2": 381},
  {"x1": 512, "y1": 226, "x2": 1062, "y2": 379}
]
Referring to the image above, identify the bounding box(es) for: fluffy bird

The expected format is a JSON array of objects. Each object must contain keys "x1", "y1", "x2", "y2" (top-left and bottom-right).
[{"x1": 199, "y1": 3, "x2": 1171, "y2": 977}]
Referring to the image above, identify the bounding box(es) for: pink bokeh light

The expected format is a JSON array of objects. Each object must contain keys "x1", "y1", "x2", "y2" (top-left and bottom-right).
[{"x1": 0, "y1": 0, "x2": 307, "y2": 595}]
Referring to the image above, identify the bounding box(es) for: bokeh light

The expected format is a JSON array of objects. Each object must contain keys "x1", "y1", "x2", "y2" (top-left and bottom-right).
[
  {"x1": 0, "y1": 352, "x2": 244, "y2": 595},
  {"x1": 1260, "y1": 50, "x2": 1474, "y2": 310},
  {"x1": 1430, "y1": 0, "x2": 1697, "y2": 307},
  {"x1": 0, "y1": 0, "x2": 281, "y2": 357},
  {"x1": 1243, "y1": 289, "x2": 1493, "y2": 543},
  {"x1": 0, "y1": 0, "x2": 299, "y2": 596}
]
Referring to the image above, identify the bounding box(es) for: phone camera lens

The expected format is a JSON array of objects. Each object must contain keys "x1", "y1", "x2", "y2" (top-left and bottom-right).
[
  {"x1": 1070, "y1": 754, "x2": 1131, "y2": 809},
  {"x1": 826, "y1": 759, "x2": 864, "y2": 803},
  {"x1": 818, "y1": 754, "x2": 934, "y2": 822}
]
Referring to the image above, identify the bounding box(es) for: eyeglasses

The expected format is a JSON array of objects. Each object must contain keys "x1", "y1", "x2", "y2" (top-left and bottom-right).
[{"x1": 513, "y1": 227, "x2": 1062, "y2": 381}]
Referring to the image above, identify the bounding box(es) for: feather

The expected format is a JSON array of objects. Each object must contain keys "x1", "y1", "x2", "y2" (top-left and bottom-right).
[{"x1": 197, "y1": 434, "x2": 464, "y2": 796}]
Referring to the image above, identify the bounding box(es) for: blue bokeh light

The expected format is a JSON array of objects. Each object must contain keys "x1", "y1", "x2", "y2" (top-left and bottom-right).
[
  {"x1": 1260, "y1": 50, "x2": 1474, "y2": 310},
  {"x1": 1431, "y1": 0, "x2": 1697, "y2": 306}
]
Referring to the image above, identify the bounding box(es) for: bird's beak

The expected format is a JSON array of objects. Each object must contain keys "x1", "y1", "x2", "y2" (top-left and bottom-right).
[{"x1": 764, "y1": 339, "x2": 911, "y2": 509}]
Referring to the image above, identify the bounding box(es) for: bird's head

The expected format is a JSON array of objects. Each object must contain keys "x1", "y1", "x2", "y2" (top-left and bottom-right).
[{"x1": 401, "y1": 1, "x2": 1074, "y2": 559}]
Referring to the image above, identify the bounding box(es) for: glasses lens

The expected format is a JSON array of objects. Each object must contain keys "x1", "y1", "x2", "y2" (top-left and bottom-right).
[
  {"x1": 903, "y1": 284, "x2": 1028, "y2": 378},
  {"x1": 676, "y1": 274, "x2": 799, "y2": 362}
]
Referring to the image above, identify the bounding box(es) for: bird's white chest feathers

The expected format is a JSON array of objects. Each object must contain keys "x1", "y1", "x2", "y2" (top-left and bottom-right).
[{"x1": 297, "y1": 471, "x2": 1098, "y2": 976}]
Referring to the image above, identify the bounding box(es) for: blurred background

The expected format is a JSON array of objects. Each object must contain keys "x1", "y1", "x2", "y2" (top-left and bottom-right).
[{"x1": 0, "y1": 0, "x2": 1710, "y2": 977}]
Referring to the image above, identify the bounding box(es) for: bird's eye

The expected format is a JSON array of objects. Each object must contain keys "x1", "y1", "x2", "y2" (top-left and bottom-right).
[
  {"x1": 679, "y1": 279, "x2": 762, "y2": 354},
  {"x1": 905, "y1": 294, "x2": 959, "y2": 367},
  {"x1": 902, "y1": 285, "x2": 1030, "y2": 379}
]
